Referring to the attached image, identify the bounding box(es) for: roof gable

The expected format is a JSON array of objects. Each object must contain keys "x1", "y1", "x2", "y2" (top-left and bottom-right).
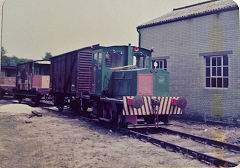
[{"x1": 137, "y1": 0, "x2": 238, "y2": 29}]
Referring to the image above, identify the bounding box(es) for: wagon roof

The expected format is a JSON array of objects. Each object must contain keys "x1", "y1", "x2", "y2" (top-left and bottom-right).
[
  {"x1": 137, "y1": 0, "x2": 238, "y2": 29},
  {"x1": 35, "y1": 60, "x2": 50, "y2": 64},
  {"x1": 50, "y1": 45, "x2": 100, "y2": 59},
  {"x1": 17, "y1": 60, "x2": 50, "y2": 66},
  {"x1": 94, "y1": 45, "x2": 152, "y2": 52}
]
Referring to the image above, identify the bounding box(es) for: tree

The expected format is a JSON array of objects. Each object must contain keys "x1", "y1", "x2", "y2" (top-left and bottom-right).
[
  {"x1": 1, "y1": 47, "x2": 7, "y2": 57},
  {"x1": 1, "y1": 47, "x2": 32, "y2": 66},
  {"x1": 42, "y1": 52, "x2": 52, "y2": 60}
]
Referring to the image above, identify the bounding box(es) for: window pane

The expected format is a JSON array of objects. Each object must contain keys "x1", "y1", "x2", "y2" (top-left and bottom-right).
[
  {"x1": 217, "y1": 67, "x2": 221, "y2": 76},
  {"x1": 223, "y1": 67, "x2": 228, "y2": 76},
  {"x1": 212, "y1": 57, "x2": 216, "y2": 66},
  {"x1": 156, "y1": 61, "x2": 159, "y2": 68},
  {"x1": 206, "y1": 57, "x2": 210, "y2": 66},
  {"x1": 217, "y1": 78, "x2": 222, "y2": 88},
  {"x1": 223, "y1": 78, "x2": 228, "y2": 88},
  {"x1": 139, "y1": 57, "x2": 144, "y2": 68},
  {"x1": 143, "y1": 57, "x2": 146, "y2": 68},
  {"x1": 159, "y1": 61, "x2": 162, "y2": 69},
  {"x1": 223, "y1": 56, "x2": 228, "y2": 65},
  {"x1": 206, "y1": 68, "x2": 210, "y2": 77},
  {"x1": 145, "y1": 57, "x2": 149, "y2": 68},
  {"x1": 164, "y1": 60, "x2": 167, "y2": 69},
  {"x1": 94, "y1": 53, "x2": 98, "y2": 64},
  {"x1": 206, "y1": 78, "x2": 210, "y2": 87},
  {"x1": 217, "y1": 57, "x2": 221, "y2": 66},
  {"x1": 212, "y1": 67, "x2": 216, "y2": 76},
  {"x1": 98, "y1": 53, "x2": 102, "y2": 69},
  {"x1": 211, "y1": 78, "x2": 216, "y2": 87}
]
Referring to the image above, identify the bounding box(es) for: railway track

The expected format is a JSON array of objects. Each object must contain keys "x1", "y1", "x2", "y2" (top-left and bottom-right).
[
  {"x1": 42, "y1": 106, "x2": 240, "y2": 167},
  {"x1": 122, "y1": 127, "x2": 240, "y2": 167}
]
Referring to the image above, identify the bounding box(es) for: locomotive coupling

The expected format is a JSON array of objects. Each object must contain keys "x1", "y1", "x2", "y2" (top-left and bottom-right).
[{"x1": 151, "y1": 99, "x2": 160, "y2": 106}]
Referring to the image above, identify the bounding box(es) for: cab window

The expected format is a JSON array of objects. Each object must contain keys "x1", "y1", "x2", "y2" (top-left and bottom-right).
[
  {"x1": 133, "y1": 55, "x2": 149, "y2": 68},
  {"x1": 98, "y1": 53, "x2": 102, "y2": 69},
  {"x1": 105, "y1": 50, "x2": 122, "y2": 68}
]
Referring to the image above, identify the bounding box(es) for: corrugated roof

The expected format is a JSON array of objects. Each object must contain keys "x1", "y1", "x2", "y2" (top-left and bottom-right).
[{"x1": 137, "y1": 0, "x2": 238, "y2": 29}]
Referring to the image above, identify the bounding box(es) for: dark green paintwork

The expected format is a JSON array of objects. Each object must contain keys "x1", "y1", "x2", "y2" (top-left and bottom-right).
[
  {"x1": 111, "y1": 69, "x2": 169, "y2": 96},
  {"x1": 90, "y1": 45, "x2": 168, "y2": 97}
]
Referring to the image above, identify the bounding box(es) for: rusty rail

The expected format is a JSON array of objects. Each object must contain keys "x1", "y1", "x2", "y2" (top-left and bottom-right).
[
  {"x1": 132, "y1": 127, "x2": 240, "y2": 153},
  {"x1": 120, "y1": 128, "x2": 238, "y2": 167}
]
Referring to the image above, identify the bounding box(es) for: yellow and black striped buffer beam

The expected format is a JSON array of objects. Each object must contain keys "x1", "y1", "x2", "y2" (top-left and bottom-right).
[{"x1": 122, "y1": 96, "x2": 183, "y2": 116}]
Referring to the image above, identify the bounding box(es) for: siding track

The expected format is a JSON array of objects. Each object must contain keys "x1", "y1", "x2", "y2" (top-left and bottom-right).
[{"x1": 122, "y1": 127, "x2": 240, "y2": 167}]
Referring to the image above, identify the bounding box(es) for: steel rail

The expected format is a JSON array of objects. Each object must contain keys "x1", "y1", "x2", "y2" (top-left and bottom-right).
[
  {"x1": 120, "y1": 128, "x2": 238, "y2": 167},
  {"x1": 132, "y1": 127, "x2": 240, "y2": 153}
]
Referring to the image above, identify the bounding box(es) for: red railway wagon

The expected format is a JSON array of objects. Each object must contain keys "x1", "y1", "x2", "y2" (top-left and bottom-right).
[
  {"x1": 50, "y1": 45, "x2": 99, "y2": 111},
  {"x1": 13, "y1": 60, "x2": 51, "y2": 104},
  {"x1": 0, "y1": 66, "x2": 16, "y2": 98}
]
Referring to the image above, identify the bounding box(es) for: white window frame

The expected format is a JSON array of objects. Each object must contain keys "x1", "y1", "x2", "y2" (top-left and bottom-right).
[
  {"x1": 205, "y1": 55, "x2": 228, "y2": 88},
  {"x1": 152, "y1": 59, "x2": 167, "y2": 71}
]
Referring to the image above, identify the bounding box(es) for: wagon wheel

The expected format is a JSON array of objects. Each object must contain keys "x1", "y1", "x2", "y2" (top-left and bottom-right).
[
  {"x1": 57, "y1": 105, "x2": 64, "y2": 112},
  {"x1": 73, "y1": 99, "x2": 81, "y2": 114},
  {"x1": 33, "y1": 95, "x2": 41, "y2": 106},
  {"x1": 0, "y1": 91, "x2": 4, "y2": 99},
  {"x1": 54, "y1": 95, "x2": 64, "y2": 112},
  {"x1": 18, "y1": 97, "x2": 23, "y2": 104},
  {"x1": 82, "y1": 99, "x2": 89, "y2": 113}
]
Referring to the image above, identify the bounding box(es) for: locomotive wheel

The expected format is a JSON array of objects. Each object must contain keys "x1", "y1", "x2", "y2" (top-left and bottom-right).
[
  {"x1": 102, "y1": 103, "x2": 112, "y2": 119},
  {"x1": 110, "y1": 103, "x2": 123, "y2": 130},
  {"x1": 144, "y1": 115, "x2": 155, "y2": 124},
  {"x1": 97, "y1": 102, "x2": 103, "y2": 118},
  {"x1": 160, "y1": 115, "x2": 169, "y2": 124}
]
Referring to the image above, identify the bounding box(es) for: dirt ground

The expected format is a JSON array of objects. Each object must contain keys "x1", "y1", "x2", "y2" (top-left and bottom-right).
[{"x1": 0, "y1": 100, "x2": 210, "y2": 168}]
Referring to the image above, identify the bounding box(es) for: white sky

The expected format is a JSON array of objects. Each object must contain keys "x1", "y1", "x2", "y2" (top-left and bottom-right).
[{"x1": 2, "y1": 0, "x2": 232, "y2": 59}]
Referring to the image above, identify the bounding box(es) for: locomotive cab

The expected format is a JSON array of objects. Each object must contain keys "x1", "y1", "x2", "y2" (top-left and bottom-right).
[{"x1": 90, "y1": 45, "x2": 150, "y2": 96}]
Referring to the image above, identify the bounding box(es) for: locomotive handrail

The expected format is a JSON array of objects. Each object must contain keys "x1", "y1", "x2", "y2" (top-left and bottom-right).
[{"x1": 110, "y1": 65, "x2": 137, "y2": 70}]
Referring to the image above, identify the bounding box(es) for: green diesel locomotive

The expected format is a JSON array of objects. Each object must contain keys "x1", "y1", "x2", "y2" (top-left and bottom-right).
[{"x1": 82, "y1": 44, "x2": 186, "y2": 128}]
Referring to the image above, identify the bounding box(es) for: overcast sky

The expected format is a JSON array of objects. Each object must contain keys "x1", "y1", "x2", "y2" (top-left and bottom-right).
[{"x1": 2, "y1": 0, "x2": 237, "y2": 60}]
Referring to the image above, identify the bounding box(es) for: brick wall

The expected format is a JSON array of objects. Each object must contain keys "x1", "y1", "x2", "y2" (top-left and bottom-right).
[{"x1": 139, "y1": 9, "x2": 240, "y2": 123}]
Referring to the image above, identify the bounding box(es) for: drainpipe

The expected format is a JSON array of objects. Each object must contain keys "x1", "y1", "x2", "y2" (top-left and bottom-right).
[{"x1": 137, "y1": 27, "x2": 141, "y2": 48}]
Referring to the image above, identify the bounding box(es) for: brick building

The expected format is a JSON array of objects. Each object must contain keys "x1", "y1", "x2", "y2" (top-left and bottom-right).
[{"x1": 137, "y1": 0, "x2": 239, "y2": 123}]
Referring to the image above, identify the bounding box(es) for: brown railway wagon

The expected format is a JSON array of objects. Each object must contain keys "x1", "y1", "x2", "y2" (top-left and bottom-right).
[
  {"x1": 13, "y1": 60, "x2": 51, "y2": 104},
  {"x1": 0, "y1": 66, "x2": 16, "y2": 98},
  {"x1": 50, "y1": 45, "x2": 99, "y2": 111}
]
